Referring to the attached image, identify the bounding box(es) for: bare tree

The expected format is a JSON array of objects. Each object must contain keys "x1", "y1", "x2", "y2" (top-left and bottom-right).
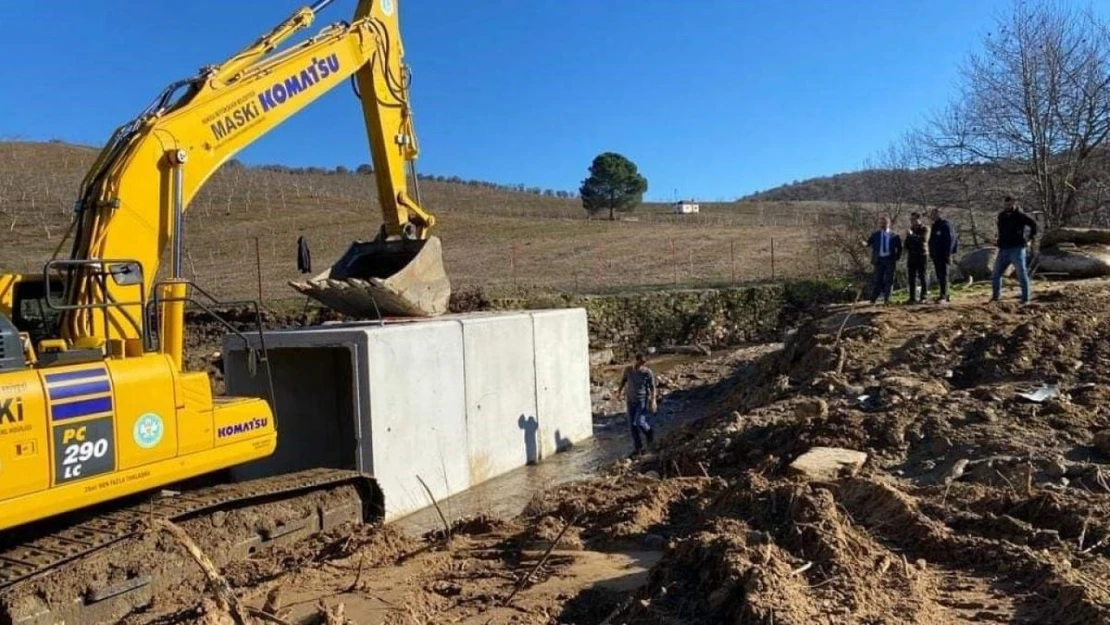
[
  {"x1": 914, "y1": 106, "x2": 988, "y2": 246},
  {"x1": 926, "y1": 0, "x2": 1110, "y2": 230}
]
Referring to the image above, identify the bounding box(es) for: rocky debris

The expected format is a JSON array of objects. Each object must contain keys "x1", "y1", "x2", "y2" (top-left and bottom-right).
[
  {"x1": 943, "y1": 458, "x2": 970, "y2": 484},
  {"x1": 1040, "y1": 227, "x2": 1110, "y2": 247},
  {"x1": 881, "y1": 375, "x2": 949, "y2": 399},
  {"x1": 1036, "y1": 243, "x2": 1110, "y2": 278},
  {"x1": 794, "y1": 398, "x2": 829, "y2": 419},
  {"x1": 589, "y1": 348, "x2": 614, "y2": 366},
  {"x1": 787, "y1": 446, "x2": 868, "y2": 481},
  {"x1": 657, "y1": 344, "x2": 712, "y2": 356}
]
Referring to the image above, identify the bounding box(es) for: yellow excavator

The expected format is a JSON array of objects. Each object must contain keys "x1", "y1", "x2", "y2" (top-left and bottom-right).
[{"x1": 0, "y1": 0, "x2": 448, "y2": 621}]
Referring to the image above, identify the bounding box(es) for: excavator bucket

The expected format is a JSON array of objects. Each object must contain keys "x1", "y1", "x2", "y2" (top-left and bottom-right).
[{"x1": 289, "y1": 236, "x2": 451, "y2": 318}]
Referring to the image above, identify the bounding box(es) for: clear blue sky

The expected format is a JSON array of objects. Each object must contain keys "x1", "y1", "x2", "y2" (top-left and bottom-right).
[{"x1": 3, "y1": 0, "x2": 1100, "y2": 201}]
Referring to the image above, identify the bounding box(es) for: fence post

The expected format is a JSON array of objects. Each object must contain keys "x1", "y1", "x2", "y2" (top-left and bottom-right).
[
  {"x1": 254, "y1": 236, "x2": 264, "y2": 303},
  {"x1": 671, "y1": 239, "x2": 678, "y2": 286},
  {"x1": 771, "y1": 238, "x2": 776, "y2": 280},
  {"x1": 730, "y1": 241, "x2": 736, "y2": 283},
  {"x1": 594, "y1": 244, "x2": 603, "y2": 287},
  {"x1": 509, "y1": 244, "x2": 517, "y2": 286}
]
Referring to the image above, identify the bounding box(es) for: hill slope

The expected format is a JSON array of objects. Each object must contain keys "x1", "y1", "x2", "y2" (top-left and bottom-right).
[
  {"x1": 0, "y1": 141, "x2": 828, "y2": 301},
  {"x1": 739, "y1": 163, "x2": 1009, "y2": 207}
]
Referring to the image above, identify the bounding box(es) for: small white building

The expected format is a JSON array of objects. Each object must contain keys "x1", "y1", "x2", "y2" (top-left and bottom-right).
[{"x1": 673, "y1": 200, "x2": 700, "y2": 214}]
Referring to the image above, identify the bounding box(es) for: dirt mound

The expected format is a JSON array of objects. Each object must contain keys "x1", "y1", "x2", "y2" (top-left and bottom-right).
[
  {"x1": 562, "y1": 284, "x2": 1110, "y2": 623},
  {"x1": 518, "y1": 471, "x2": 714, "y2": 550}
]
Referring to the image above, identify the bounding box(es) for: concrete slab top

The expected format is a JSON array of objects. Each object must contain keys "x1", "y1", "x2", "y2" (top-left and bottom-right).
[{"x1": 272, "y1": 309, "x2": 576, "y2": 333}]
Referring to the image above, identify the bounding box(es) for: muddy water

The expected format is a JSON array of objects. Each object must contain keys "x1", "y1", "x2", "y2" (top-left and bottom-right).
[
  {"x1": 390, "y1": 422, "x2": 630, "y2": 537},
  {"x1": 388, "y1": 345, "x2": 773, "y2": 537},
  {"x1": 390, "y1": 369, "x2": 704, "y2": 537}
]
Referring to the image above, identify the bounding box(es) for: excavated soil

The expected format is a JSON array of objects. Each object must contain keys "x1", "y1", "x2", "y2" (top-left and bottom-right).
[{"x1": 113, "y1": 281, "x2": 1110, "y2": 623}]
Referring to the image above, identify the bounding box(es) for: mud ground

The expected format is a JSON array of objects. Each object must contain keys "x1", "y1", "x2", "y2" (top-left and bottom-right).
[{"x1": 123, "y1": 280, "x2": 1110, "y2": 624}]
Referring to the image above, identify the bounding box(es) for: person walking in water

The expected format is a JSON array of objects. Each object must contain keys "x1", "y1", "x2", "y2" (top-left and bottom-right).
[{"x1": 617, "y1": 352, "x2": 657, "y2": 455}]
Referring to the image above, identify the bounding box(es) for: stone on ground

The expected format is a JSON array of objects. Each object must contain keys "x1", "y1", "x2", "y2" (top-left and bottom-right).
[
  {"x1": 882, "y1": 375, "x2": 948, "y2": 399},
  {"x1": 794, "y1": 398, "x2": 829, "y2": 419},
  {"x1": 788, "y1": 447, "x2": 868, "y2": 481}
]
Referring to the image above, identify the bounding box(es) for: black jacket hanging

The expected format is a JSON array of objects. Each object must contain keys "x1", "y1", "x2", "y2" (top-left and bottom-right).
[{"x1": 296, "y1": 235, "x2": 312, "y2": 274}]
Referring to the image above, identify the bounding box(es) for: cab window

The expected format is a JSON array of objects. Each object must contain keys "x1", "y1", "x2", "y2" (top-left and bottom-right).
[{"x1": 13, "y1": 280, "x2": 63, "y2": 345}]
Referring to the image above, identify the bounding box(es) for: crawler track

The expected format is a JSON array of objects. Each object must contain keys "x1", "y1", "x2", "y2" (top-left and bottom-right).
[{"x1": 0, "y1": 468, "x2": 382, "y2": 625}]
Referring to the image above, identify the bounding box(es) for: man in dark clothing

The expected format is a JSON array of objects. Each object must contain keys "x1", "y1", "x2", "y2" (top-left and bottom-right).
[
  {"x1": 904, "y1": 212, "x2": 929, "y2": 303},
  {"x1": 927, "y1": 208, "x2": 958, "y2": 302},
  {"x1": 863, "y1": 214, "x2": 902, "y2": 304},
  {"x1": 617, "y1": 352, "x2": 657, "y2": 455},
  {"x1": 991, "y1": 196, "x2": 1038, "y2": 304}
]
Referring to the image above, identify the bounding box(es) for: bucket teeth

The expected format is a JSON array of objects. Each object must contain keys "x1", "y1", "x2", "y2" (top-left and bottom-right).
[{"x1": 288, "y1": 236, "x2": 450, "y2": 318}]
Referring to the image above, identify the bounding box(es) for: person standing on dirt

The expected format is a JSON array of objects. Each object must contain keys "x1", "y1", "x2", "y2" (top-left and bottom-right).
[
  {"x1": 863, "y1": 214, "x2": 902, "y2": 304},
  {"x1": 904, "y1": 212, "x2": 929, "y2": 304},
  {"x1": 991, "y1": 196, "x2": 1038, "y2": 304},
  {"x1": 928, "y1": 207, "x2": 958, "y2": 303},
  {"x1": 617, "y1": 352, "x2": 657, "y2": 456}
]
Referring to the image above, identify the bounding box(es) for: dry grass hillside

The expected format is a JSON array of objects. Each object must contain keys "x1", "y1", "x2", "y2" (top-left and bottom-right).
[{"x1": 0, "y1": 141, "x2": 834, "y2": 303}]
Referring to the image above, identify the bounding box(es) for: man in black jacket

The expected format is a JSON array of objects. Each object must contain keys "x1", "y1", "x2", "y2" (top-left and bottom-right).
[
  {"x1": 905, "y1": 212, "x2": 929, "y2": 303},
  {"x1": 991, "y1": 196, "x2": 1037, "y2": 304},
  {"x1": 927, "y1": 208, "x2": 958, "y2": 302},
  {"x1": 863, "y1": 214, "x2": 902, "y2": 304}
]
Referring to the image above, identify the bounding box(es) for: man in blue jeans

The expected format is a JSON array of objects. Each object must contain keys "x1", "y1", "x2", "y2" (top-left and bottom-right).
[
  {"x1": 617, "y1": 352, "x2": 657, "y2": 455},
  {"x1": 991, "y1": 196, "x2": 1038, "y2": 304}
]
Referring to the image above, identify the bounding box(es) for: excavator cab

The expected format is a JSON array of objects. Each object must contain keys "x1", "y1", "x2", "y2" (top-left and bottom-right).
[
  {"x1": 0, "y1": 274, "x2": 64, "y2": 348},
  {"x1": 290, "y1": 234, "x2": 451, "y2": 318}
]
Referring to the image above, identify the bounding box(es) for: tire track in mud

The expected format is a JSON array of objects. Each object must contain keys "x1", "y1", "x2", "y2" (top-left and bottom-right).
[
  {"x1": 836, "y1": 478, "x2": 1110, "y2": 624},
  {"x1": 929, "y1": 570, "x2": 1016, "y2": 624}
]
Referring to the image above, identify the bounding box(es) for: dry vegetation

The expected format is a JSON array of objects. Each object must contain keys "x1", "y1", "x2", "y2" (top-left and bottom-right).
[{"x1": 0, "y1": 141, "x2": 839, "y2": 303}]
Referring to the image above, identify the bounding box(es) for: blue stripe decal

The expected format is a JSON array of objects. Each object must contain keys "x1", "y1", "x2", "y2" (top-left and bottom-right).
[
  {"x1": 47, "y1": 380, "x2": 111, "y2": 401},
  {"x1": 45, "y1": 369, "x2": 108, "y2": 385},
  {"x1": 51, "y1": 396, "x2": 113, "y2": 421}
]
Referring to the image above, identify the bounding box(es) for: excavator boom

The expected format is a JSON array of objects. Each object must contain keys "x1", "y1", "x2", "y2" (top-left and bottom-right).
[{"x1": 61, "y1": 0, "x2": 448, "y2": 362}]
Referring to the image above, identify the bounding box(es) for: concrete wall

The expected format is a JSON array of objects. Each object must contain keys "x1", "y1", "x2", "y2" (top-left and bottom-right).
[
  {"x1": 223, "y1": 308, "x2": 592, "y2": 522},
  {"x1": 364, "y1": 321, "x2": 470, "y2": 519},
  {"x1": 532, "y1": 309, "x2": 592, "y2": 458},
  {"x1": 461, "y1": 314, "x2": 538, "y2": 485}
]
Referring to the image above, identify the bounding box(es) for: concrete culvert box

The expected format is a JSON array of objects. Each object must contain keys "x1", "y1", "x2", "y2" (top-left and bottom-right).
[{"x1": 222, "y1": 308, "x2": 592, "y2": 522}]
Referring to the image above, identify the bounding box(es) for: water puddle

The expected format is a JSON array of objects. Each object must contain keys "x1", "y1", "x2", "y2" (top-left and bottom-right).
[
  {"x1": 390, "y1": 391, "x2": 703, "y2": 537},
  {"x1": 390, "y1": 420, "x2": 631, "y2": 536},
  {"x1": 388, "y1": 348, "x2": 750, "y2": 537}
]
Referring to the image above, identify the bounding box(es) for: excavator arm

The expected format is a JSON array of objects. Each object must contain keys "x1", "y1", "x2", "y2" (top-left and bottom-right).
[{"x1": 54, "y1": 0, "x2": 447, "y2": 368}]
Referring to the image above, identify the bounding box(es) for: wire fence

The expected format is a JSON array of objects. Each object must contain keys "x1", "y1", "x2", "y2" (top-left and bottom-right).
[{"x1": 178, "y1": 230, "x2": 843, "y2": 307}]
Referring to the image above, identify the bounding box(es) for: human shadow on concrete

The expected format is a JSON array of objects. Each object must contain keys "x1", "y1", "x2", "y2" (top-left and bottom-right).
[
  {"x1": 518, "y1": 414, "x2": 539, "y2": 465},
  {"x1": 554, "y1": 428, "x2": 573, "y2": 453}
]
